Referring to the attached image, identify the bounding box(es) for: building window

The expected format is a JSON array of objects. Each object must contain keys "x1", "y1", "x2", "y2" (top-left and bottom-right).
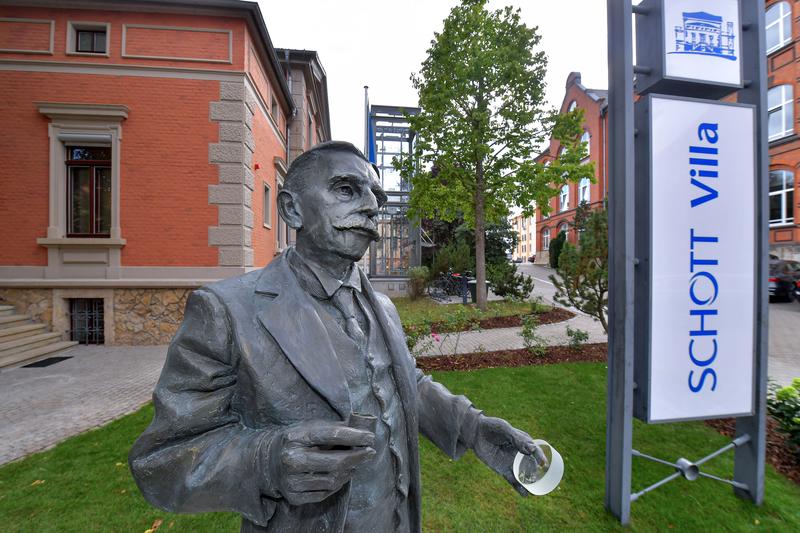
[
  {"x1": 581, "y1": 131, "x2": 590, "y2": 161},
  {"x1": 769, "y1": 169, "x2": 795, "y2": 225},
  {"x1": 579, "y1": 177, "x2": 591, "y2": 204},
  {"x1": 67, "y1": 22, "x2": 109, "y2": 56},
  {"x1": 768, "y1": 85, "x2": 794, "y2": 141},
  {"x1": 766, "y1": 2, "x2": 792, "y2": 54},
  {"x1": 263, "y1": 183, "x2": 272, "y2": 227},
  {"x1": 270, "y1": 96, "x2": 278, "y2": 119},
  {"x1": 567, "y1": 100, "x2": 577, "y2": 112},
  {"x1": 307, "y1": 113, "x2": 313, "y2": 149},
  {"x1": 559, "y1": 184, "x2": 570, "y2": 212},
  {"x1": 558, "y1": 222, "x2": 569, "y2": 238},
  {"x1": 66, "y1": 146, "x2": 111, "y2": 237},
  {"x1": 542, "y1": 228, "x2": 551, "y2": 251},
  {"x1": 69, "y1": 298, "x2": 104, "y2": 344},
  {"x1": 77, "y1": 29, "x2": 105, "y2": 53}
]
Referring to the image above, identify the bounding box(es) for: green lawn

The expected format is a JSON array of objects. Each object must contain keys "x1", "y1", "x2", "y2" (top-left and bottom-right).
[
  {"x1": 393, "y1": 296, "x2": 540, "y2": 328},
  {"x1": 1, "y1": 363, "x2": 798, "y2": 531}
]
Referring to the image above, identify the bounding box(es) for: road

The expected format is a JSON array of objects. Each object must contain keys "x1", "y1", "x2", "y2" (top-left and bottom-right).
[{"x1": 518, "y1": 262, "x2": 800, "y2": 385}]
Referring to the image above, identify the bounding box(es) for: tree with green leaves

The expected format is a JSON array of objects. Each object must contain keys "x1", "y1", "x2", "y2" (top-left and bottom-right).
[
  {"x1": 397, "y1": 0, "x2": 594, "y2": 310},
  {"x1": 550, "y1": 206, "x2": 609, "y2": 332}
]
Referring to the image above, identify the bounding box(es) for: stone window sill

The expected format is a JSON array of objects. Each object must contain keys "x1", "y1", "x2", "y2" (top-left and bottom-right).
[{"x1": 37, "y1": 237, "x2": 126, "y2": 248}]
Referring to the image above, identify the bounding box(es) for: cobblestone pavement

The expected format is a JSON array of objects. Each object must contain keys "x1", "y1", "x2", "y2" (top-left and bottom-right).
[{"x1": 0, "y1": 345, "x2": 167, "y2": 466}]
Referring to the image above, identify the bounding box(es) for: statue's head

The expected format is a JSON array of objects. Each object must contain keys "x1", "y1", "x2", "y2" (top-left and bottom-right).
[{"x1": 278, "y1": 141, "x2": 386, "y2": 263}]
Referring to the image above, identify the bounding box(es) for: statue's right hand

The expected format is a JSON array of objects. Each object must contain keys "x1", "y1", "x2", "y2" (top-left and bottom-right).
[{"x1": 271, "y1": 421, "x2": 376, "y2": 506}]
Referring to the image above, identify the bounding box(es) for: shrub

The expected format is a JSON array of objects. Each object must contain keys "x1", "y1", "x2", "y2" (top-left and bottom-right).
[
  {"x1": 549, "y1": 230, "x2": 567, "y2": 269},
  {"x1": 565, "y1": 326, "x2": 589, "y2": 349},
  {"x1": 407, "y1": 266, "x2": 430, "y2": 300},
  {"x1": 404, "y1": 322, "x2": 434, "y2": 358},
  {"x1": 520, "y1": 315, "x2": 547, "y2": 356},
  {"x1": 432, "y1": 240, "x2": 474, "y2": 276},
  {"x1": 487, "y1": 261, "x2": 534, "y2": 301},
  {"x1": 767, "y1": 379, "x2": 800, "y2": 460}
]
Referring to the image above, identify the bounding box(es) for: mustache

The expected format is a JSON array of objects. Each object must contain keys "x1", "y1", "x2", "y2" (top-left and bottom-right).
[{"x1": 333, "y1": 215, "x2": 380, "y2": 240}]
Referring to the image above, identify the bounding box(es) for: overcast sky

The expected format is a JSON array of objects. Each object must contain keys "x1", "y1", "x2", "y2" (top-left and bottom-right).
[{"x1": 258, "y1": 0, "x2": 609, "y2": 151}]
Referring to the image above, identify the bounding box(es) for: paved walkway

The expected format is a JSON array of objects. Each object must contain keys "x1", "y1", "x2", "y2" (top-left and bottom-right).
[
  {"x1": 0, "y1": 274, "x2": 797, "y2": 466},
  {"x1": 0, "y1": 345, "x2": 167, "y2": 466},
  {"x1": 417, "y1": 312, "x2": 607, "y2": 357}
]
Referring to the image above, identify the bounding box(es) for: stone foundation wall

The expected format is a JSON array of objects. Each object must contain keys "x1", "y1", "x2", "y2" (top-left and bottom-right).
[
  {"x1": 535, "y1": 250, "x2": 550, "y2": 266},
  {"x1": 0, "y1": 288, "x2": 53, "y2": 325},
  {"x1": 113, "y1": 289, "x2": 193, "y2": 345},
  {"x1": 771, "y1": 244, "x2": 800, "y2": 261}
]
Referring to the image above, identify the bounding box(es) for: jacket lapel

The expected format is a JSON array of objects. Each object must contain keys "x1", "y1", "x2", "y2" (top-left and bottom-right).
[
  {"x1": 255, "y1": 254, "x2": 351, "y2": 420},
  {"x1": 359, "y1": 269, "x2": 422, "y2": 532}
]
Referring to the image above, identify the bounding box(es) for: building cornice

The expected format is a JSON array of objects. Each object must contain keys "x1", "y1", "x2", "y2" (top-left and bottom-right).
[{"x1": 36, "y1": 102, "x2": 129, "y2": 121}]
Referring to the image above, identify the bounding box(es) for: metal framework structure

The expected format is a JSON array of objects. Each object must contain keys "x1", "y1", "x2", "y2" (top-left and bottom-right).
[
  {"x1": 363, "y1": 95, "x2": 422, "y2": 278},
  {"x1": 605, "y1": 0, "x2": 769, "y2": 525}
]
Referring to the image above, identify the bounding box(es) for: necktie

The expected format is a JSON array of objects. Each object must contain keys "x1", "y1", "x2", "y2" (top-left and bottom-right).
[{"x1": 331, "y1": 287, "x2": 367, "y2": 350}]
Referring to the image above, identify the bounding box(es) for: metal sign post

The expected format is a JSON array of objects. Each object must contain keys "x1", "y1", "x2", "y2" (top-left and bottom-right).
[
  {"x1": 604, "y1": 0, "x2": 768, "y2": 525},
  {"x1": 604, "y1": 0, "x2": 635, "y2": 526}
]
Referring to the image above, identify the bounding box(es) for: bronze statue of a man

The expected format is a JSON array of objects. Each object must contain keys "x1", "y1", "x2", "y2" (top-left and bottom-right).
[{"x1": 129, "y1": 141, "x2": 546, "y2": 532}]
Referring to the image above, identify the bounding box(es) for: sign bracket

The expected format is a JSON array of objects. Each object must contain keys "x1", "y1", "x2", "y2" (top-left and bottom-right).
[{"x1": 630, "y1": 434, "x2": 752, "y2": 502}]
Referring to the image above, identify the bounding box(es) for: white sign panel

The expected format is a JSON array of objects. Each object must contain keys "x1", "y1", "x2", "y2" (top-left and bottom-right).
[
  {"x1": 649, "y1": 95, "x2": 754, "y2": 422},
  {"x1": 662, "y1": 0, "x2": 742, "y2": 87}
]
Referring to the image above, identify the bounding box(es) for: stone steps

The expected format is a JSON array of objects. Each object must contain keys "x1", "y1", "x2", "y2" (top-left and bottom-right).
[
  {"x1": 0, "y1": 323, "x2": 48, "y2": 342},
  {"x1": 0, "y1": 332, "x2": 63, "y2": 355},
  {"x1": 0, "y1": 314, "x2": 31, "y2": 329},
  {"x1": 0, "y1": 304, "x2": 80, "y2": 369},
  {"x1": 0, "y1": 341, "x2": 79, "y2": 369}
]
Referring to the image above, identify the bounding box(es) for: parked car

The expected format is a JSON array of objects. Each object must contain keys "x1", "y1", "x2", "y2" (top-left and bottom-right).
[
  {"x1": 769, "y1": 260, "x2": 800, "y2": 302},
  {"x1": 528, "y1": 255, "x2": 536, "y2": 263},
  {"x1": 513, "y1": 257, "x2": 523, "y2": 263}
]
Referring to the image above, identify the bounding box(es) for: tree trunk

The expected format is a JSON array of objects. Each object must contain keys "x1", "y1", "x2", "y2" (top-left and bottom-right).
[{"x1": 475, "y1": 159, "x2": 487, "y2": 311}]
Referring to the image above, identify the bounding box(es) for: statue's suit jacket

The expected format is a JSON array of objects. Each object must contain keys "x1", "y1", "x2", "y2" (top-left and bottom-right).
[{"x1": 129, "y1": 251, "x2": 479, "y2": 532}]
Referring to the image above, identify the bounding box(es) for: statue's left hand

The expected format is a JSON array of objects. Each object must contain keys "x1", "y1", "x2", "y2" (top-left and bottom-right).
[{"x1": 471, "y1": 416, "x2": 548, "y2": 496}]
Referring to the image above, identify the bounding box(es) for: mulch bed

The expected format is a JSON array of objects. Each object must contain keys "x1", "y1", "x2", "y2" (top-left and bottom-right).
[
  {"x1": 705, "y1": 418, "x2": 800, "y2": 485},
  {"x1": 417, "y1": 343, "x2": 799, "y2": 486},
  {"x1": 415, "y1": 342, "x2": 607, "y2": 372},
  {"x1": 418, "y1": 307, "x2": 576, "y2": 334}
]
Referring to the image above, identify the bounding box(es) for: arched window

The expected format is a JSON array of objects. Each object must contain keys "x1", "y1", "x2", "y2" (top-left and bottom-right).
[
  {"x1": 558, "y1": 222, "x2": 569, "y2": 238},
  {"x1": 579, "y1": 177, "x2": 591, "y2": 204},
  {"x1": 542, "y1": 228, "x2": 551, "y2": 251},
  {"x1": 567, "y1": 101, "x2": 577, "y2": 113},
  {"x1": 580, "y1": 131, "x2": 591, "y2": 161},
  {"x1": 559, "y1": 184, "x2": 569, "y2": 212},
  {"x1": 768, "y1": 85, "x2": 794, "y2": 140},
  {"x1": 769, "y1": 169, "x2": 795, "y2": 225},
  {"x1": 767, "y1": 2, "x2": 792, "y2": 54}
]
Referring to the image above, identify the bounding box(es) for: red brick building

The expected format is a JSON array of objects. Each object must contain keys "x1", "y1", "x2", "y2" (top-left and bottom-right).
[
  {"x1": 534, "y1": 3, "x2": 800, "y2": 264},
  {"x1": 0, "y1": 0, "x2": 329, "y2": 357},
  {"x1": 534, "y1": 72, "x2": 608, "y2": 264},
  {"x1": 765, "y1": 0, "x2": 800, "y2": 258}
]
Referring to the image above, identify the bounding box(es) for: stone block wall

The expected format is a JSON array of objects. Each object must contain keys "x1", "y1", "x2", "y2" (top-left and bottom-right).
[
  {"x1": 0, "y1": 288, "x2": 53, "y2": 325},
  {"x1": 113, "y1": 289, "x2": 192, "y2": 345}
]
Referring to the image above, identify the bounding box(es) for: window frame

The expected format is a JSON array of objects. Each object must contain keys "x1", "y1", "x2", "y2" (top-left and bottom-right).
[
  {"x1": 769, "y1": 169, "x2": 795, "y2": 226},
  {"x1": 66, "y1": 21, "x2": 110, "y2": 57},
  {"x1": 65, "y1": 146, "x2": 112, "y2": 237},
  {"x1": 542, "y1": 228, "x2": 551, "y2": 251},
  {"x1": 766, "y1": 1, "x2": 792, "y2": 54},
  {"x1": 579, "y1": 177, "x2": 591, "y2": 204},
  {"x1": 263, "y1": 182, "x2": 272, "y2": 229},
  {"x1": 559, "y1": 184, "x2": 570, "y2": 212},
  {"x1": 580, "y1": 130, "x2": 591, "y2": 162},
  {"x1": 768, "y1": 84, "x2": 794, "y2": 141}
]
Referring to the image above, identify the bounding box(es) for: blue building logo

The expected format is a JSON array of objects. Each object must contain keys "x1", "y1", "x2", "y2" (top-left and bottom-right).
[{"x1": 671, "y1": 11, "x2": 736, "y2": 61}]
